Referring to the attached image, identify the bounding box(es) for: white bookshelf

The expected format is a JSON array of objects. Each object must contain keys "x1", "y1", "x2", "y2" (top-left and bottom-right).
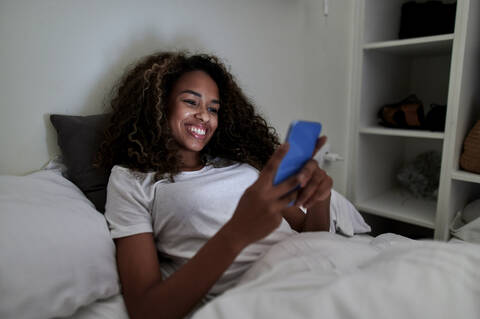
[
  {"x1": 348, "y1": 0, "x2": 480, "y2": 240},
  {"x1": 357, "y1": 188, "x2": 436, "y2": 229},
  {"x1": 363, "y1": 34, "x2": 454, "y2": 56},
  {"x1": 451, "y1": 170, "x2": 480, "y2": 184},
  {"x1": 359, "y1": 126, "x2": 445, "y2": 139}
]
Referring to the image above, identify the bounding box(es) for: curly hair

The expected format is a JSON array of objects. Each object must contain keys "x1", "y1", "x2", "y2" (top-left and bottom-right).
[{"x1": 96, "y1": 51, "x2": 279, "y2": 181}]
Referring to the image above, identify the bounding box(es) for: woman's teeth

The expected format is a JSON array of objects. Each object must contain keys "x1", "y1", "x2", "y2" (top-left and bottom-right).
[{"x1": 188, "y1": 126, "x2": 206, "y2": 136}]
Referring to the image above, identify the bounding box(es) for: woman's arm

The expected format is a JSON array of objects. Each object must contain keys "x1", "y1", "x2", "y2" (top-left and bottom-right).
[
  {"x1": 116, "y1": 143, "x2": 302, "y2": 319},
  {"x1": 302, "y1": 194, "x2": 330, "y2": 231},
  {"x1": 281, "y1": 196, "x2": 330, "y2": 232},
  {"x1": 115, "y1": 227, "x2": 246, "y2": 319}
]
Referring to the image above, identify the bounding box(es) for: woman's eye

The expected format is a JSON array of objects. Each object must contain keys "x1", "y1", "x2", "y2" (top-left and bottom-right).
[
  {"x1": 183, "y1": 99, "x2": 197, "y2": 106},
  {"x1": 208, "y1": 107, "x2": 219, "y2": 114}
]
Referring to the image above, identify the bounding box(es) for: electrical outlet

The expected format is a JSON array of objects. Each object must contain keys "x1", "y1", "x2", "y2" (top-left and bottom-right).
[{"x1": 314, "y1": 143, "x2": 330, "y2": 167}]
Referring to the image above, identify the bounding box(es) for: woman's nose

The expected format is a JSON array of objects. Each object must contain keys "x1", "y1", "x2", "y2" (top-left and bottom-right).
[{"x1": 194, "y1": 105, "x2": 210, "y2": 122}]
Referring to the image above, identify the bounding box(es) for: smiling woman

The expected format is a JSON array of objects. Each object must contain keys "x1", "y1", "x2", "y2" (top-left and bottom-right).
[
  {"x1": 167, "y1": 71, "x2": 220, "y2": 171},
  {"x1": 95, "y1": 51, "x2": 333, "y2": 319}
]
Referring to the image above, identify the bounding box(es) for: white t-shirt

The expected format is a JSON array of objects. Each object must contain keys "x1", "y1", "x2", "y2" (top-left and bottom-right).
[{"x1": 105, "y1": 161, "x2": 295, "y2": 295}]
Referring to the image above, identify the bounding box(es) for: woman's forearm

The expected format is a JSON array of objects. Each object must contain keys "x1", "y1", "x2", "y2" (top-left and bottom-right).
[
  {"x1": 302, "y1": 193, "x2": 331, "y2": 232},
  {"x1": 138, "y1": 224, "x2": 247, "y2": 319}
]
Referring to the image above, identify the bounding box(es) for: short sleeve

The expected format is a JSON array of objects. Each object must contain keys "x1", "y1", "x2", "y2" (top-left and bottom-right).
[{"x1": 104, "y1": 166, "x2": 156, "y2": 239}]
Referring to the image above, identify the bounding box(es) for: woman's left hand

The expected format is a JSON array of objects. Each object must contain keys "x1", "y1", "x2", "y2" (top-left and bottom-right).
[{"x1": 294, "y1": 136, "x2": 333, "y2": 209}]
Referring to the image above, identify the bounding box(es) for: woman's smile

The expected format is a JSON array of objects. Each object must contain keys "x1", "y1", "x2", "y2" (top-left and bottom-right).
[{"x1": 185, "y1": 124, "x2": 207, "y2": 139}]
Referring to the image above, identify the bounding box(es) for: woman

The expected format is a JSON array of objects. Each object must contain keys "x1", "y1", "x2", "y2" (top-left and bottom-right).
[{"x1": 97, "y1": 51, "x2": 332, "y2": 319}]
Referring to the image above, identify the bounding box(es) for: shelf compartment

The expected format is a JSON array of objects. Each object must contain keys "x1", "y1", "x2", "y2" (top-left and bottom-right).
[
  {"x1": 356, "y1": 188, "x2": 436, "y2": 229},
  {"x1": 451, "y1": 170, "x2": 480, "y2": 184},
  {"x1": 363, "y1": 34, "x2": 454, "y2": 56},
  {"x1": 359, "y1": 52, "x2": 451, "y2": 128},
  {"x1": 356, "y1": 135, "x2": 443, "y2": 208},
  {"x1": 359, "y1": 126, "x2": 444, "y2": 139}
]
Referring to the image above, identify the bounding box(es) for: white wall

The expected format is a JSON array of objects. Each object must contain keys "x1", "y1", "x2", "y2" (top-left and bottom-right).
[
  {"x1": 302, "y1": 0, "x2": 355, "y2": 194},
  {"x1": 0, "y1": 0, "x2": 354, "y2": 194}
]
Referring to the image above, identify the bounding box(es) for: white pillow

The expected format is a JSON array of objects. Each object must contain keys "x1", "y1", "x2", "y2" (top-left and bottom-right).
[
  {"x1": 0, "y1": 170, "x2": 119, "y2": 319},
  {"x1": 450, "y1": 199, "x2": 480, "y2": 243},
  {"x1": 329, "y1": 189, "x2": 371, "y2": 236}
]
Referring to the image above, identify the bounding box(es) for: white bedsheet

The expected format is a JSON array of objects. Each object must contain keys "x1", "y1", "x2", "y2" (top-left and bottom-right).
[
  {"x1": 192, "y1": 232, "x2": 480, "y2": 319},
  {"x1": 66, "y1": 294, "x2": 128, "y2": 319}
]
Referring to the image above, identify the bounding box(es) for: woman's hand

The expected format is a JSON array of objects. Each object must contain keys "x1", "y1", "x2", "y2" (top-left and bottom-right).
[
  {"x1": 223, "y1": 143, "x2": 304, "y2": 248},
  {"x1": 294, "y1": 136, "x2": 333, "y2": 209}
]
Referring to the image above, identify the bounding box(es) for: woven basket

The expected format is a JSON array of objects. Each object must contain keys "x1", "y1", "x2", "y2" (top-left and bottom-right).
[{"x1": 460, "y1": 120, "x2": 480, "y2": 173}]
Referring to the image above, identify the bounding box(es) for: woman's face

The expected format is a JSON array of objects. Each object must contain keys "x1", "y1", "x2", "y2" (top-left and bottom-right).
[{"x1": 167, "y1": 70, "x2": 220, "y2": 156}]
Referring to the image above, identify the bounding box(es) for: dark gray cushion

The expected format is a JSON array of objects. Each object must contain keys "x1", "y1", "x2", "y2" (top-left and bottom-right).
[{"x1": 50, "y1": 114, "x2": 110, "y2": 212}]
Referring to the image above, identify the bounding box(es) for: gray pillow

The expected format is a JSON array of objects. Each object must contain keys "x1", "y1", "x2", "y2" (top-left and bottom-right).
[{"x1": 50, "y1": 114, "x2": 110, "y2": 212}]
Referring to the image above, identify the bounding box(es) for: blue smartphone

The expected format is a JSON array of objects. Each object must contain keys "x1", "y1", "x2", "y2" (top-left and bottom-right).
[{"x1": 273, "y1": 120, "x2": 322, "y2": 185}]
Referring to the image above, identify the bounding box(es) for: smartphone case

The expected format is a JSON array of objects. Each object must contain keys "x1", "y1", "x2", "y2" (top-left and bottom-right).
[{"x1": 273, "y1": 121, "x2": 322, "y2": 185}]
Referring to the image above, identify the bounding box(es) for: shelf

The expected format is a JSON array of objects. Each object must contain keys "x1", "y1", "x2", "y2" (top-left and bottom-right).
[
  {"x1": 356, "y1": 188, "x2": 436, "y2": 229},
  {"x1": 359, "y1": 126, "x2": 445, "y2": 139},
  {"x1": 451, "y1": 170, "x2": 480, "y2": 184},
  {"x1": 363, "y1": 34, "x2": 454, "y2": 56}
]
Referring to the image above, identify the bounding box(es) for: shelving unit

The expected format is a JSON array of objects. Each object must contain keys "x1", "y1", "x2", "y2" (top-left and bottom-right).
[
  {"x1": 359, "y1": 126, "x2": 445, "y2": 139},
  {"x1": 348, "y1": 0, "x2": 480, "y2": 240},
  {"x1": 363, "y1": 34, "x2": 454, "y2": 55},
  {"x1": 451, "y1": 170, "x2": 480, "y2": 184},
  {"x1": 356, "y1": 187, "x2": 436, "y2": 229}
]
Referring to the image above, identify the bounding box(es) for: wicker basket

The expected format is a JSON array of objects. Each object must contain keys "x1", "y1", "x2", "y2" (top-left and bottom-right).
[{"x1": 460, "y1": 120, "x2": 480, "y2": 174}]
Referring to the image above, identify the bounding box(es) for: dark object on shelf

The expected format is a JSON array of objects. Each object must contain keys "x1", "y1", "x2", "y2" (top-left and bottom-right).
[
  {"x1": 377, "y1": 94, "x2": 425, "y2": 129},
  {"x1": 460, "y1": 120, "x2": 480, "y2": 174},
  {"x1": 399, "y1": 1, "x2": 456, "y2": 39},
  {"x1": 397, "y1": 150, "x2": 441, "y2": 199},
  {"x1": 424, "y1": 104, "x2": 447, "y2": 131}
]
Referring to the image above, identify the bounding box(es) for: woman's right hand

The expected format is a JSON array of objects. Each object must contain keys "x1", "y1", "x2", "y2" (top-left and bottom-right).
[{"x1": 223, "y1": 143, "x2": 304, "y2": 247}]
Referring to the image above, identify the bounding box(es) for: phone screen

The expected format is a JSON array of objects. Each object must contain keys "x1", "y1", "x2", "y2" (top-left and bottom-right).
[{"x1": 273, "y1": 121, "x2": 322, "y2": 185}]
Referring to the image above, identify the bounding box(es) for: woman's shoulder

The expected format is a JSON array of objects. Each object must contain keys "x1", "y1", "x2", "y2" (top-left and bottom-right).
[
  {"x1": 209, "y1": 158, "x2": 259, "y2": 174},
  {"x1": 111, "y1": 165, "x2": 151, "y2": 176},
  {"x1": 207, "y1": 157, "x2": 235, "y2": 168},
  {"x1": 110, "y1": 165, "x2": 158, "y2": 186}
]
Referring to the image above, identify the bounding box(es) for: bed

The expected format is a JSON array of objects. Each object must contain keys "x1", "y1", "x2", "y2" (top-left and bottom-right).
[{"x1": 1, "y1": 114, "x2": 479, "y2": 319}]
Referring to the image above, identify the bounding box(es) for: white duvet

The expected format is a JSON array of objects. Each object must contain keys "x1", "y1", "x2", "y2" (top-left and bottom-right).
[{"x1": 192, "y1": 232, "x2": 480, "y2": 319}]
